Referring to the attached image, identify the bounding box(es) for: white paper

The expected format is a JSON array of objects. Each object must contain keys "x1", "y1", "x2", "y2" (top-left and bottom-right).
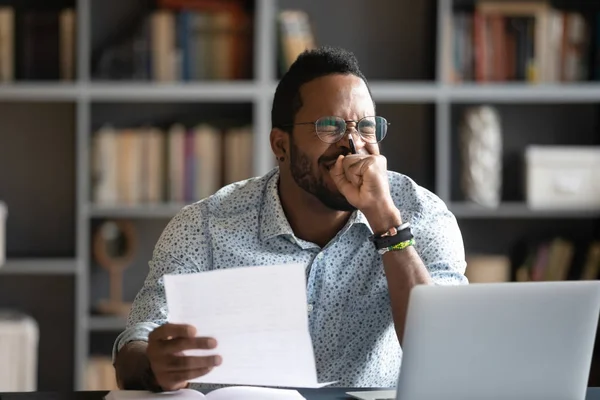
[
  {"x1": 346, "y1": 390, "x2": 397, "y2": 400},
  {"x1": 164, "y1": 264, "x2": 333, "y2": 388}
]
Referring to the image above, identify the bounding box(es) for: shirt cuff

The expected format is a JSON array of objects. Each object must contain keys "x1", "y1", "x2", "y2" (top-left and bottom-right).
[{"x1": 111, "y1": 322, "x2": 160, "y2": 364}]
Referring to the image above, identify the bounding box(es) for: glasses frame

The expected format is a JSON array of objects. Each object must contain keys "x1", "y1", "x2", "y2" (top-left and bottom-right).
[{"x1": 279, "y1": 115, "x2": 391, "y2": 144}]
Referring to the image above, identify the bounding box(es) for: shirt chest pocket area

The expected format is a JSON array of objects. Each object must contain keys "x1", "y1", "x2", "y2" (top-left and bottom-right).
[{"x1": 338, "y1": 290, "x2": 393, "y2": 348}]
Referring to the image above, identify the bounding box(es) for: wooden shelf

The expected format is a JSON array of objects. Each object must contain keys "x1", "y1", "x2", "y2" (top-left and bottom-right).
[
  {"x1": 0, "y1": 258, "x2": 77, "y2": 275},
  {"x1": 450, "y1": 202, "x2": 600, "y2": 219},
  {"x1": 87, "y1": 203, "x2": 187, "y2": 218}
]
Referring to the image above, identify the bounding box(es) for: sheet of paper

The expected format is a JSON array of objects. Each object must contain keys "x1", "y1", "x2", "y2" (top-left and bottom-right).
[
  {"x1": 346, "y1": 390, "x2": 397, "y2": 400},
  {"x1": 164, "y1": 264, "x2": 333, "y2": 388}
]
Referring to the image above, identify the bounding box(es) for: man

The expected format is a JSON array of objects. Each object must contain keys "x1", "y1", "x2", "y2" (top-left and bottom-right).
[{"x1": 113, "y1": 46, "x2": 468, "y2": 392}]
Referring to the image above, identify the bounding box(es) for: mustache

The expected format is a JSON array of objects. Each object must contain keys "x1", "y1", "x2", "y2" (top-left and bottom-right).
[{"x1": 318, "y1": 150, "x2": 352, "y2": 164}]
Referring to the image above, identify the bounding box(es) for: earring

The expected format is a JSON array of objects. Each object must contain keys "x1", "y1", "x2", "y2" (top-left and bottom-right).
[{"x1": 278, "y1": 156, "x2": 285, "y2": 162}]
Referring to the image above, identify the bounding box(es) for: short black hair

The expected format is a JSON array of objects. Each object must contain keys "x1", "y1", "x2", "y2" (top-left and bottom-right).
[{"x1": 271, "y1": 46, "x2": 373, "y2": 132}]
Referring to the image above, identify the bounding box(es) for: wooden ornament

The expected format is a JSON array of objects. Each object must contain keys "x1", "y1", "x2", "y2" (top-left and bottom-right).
[{"x1": 93, "y1": 220, "x2": 137, "y2": 317}]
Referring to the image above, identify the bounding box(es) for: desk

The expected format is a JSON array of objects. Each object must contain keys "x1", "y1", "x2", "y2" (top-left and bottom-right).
[{"x1": 2, "y1": 388, "x2": 600, "y2": 400}]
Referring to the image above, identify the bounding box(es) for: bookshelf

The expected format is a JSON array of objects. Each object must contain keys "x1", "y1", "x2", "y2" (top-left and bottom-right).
[{"x1": 0, "y1": 0, "x2": 598, "y2": 392}]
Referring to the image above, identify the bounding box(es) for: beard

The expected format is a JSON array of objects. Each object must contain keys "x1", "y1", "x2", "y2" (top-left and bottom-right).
[{"x1": 288, "y1": 138, "x2": 356, "y2": 212}]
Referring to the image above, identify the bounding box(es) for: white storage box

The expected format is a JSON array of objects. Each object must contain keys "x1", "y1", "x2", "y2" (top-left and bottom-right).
[
  {"x1": 0, "y1": 201, "x2": 5, "y2": 267},
  {"x1": 525, "y1": 146, "x2": 600, "y2": 210},
  {"x1": 0, "y1": 311, "x2": 39, "y2": 391}
]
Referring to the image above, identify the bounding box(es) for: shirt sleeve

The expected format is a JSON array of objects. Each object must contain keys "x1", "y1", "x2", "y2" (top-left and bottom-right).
[
  {"x1": 411, "y1": 191, "x2": 469, "y2": 286},
  {"x1": 112, "y1": 203, "x2": 213, "y2": 362}
]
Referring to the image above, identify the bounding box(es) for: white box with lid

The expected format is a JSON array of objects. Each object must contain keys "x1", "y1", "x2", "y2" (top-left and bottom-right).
[
  {"x1": 0, "y1": 311, "x2": 39, "y2": 391},
  {"x1": 0, "y1": 201, "x2": 5, "y2": 267},
  {"x1": 525, "y1": 146, "x2": 600, "y2": 210}
]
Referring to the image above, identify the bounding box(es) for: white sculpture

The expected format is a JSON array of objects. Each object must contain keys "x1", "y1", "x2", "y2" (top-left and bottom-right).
[{"x1": 459, "y1": 106, "x2": 503, "y2": 208}]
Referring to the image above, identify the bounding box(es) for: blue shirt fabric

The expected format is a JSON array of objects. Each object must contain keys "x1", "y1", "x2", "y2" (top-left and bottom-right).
[{"x1": 112, "y1": 167, "x2": 468, "y2": 388}]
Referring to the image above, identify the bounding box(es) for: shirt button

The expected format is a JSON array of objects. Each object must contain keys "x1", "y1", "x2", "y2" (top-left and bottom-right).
[
  {"x1": 307, "y1": 304, "x2": 313, "y2": 313},
  {"x1": 316, "y1": 253, "x2": 323, "y2": 260}
]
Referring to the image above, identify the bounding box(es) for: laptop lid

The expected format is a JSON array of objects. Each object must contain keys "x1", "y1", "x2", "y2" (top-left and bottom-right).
[{"x1": 396, "y1": 281, "x2": 600, "y2": 400}]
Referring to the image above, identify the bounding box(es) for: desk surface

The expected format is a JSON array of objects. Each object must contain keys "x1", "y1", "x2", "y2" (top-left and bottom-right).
[
  {"x1": 1, "y1": 388, "x2": 600, "y2": 400},
  {"x1": 0, "y1": 389, "x2": 375, "y2": 400}
]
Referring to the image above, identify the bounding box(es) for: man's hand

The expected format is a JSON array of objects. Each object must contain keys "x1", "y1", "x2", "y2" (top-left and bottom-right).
[
  {"x1": 329, "y1": 154, "x2": 401, "y2": 233},
  {"x1": 147, "y1": 323, "x2": 221, "y2": 391}
]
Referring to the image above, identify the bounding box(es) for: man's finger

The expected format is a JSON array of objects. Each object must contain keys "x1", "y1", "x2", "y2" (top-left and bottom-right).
[
  {"x1": 341, "y1": 157, "x2": 368, "y2": 187},
  {"x1": 166, "y1": 367, "x2": 214, "y2": 384},
  {"x1": 343, "y1": 155, "x2": 375, "y2": 175},
  {"x1": 342, "y1": 155, "x2": 366, "y2": 170},
  {"x1": 329, "y1": 155, "x2": 354, "y2": 195},
  {"x1": 161, "y1": 337, "x2": 217, "y2": 355},
  {"x1": 164, "y1": 354, "x2": 222, "y2": 371},
  {"x1": 150, "y1": 324, "x2": 197, "y2": 341}
]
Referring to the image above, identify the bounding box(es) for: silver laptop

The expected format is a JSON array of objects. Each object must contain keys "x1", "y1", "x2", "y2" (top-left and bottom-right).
[{"x1": 395, "y1": 281, "x2": 600, "y2": 400}]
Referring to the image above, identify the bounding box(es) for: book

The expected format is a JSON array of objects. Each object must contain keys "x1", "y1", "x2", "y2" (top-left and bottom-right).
[
  {"x1": 346, "y1": 390, "x2": 396, "y2": 400},
  {"x1": 0, "y1": 6, "x2": 14, "y2": 82},
  {"x1": 105, "y1": 387, "x2": 305, "y2": 400},
  {"x1": 450, "y1": 1, "x2": 592, "y2": 83},
  {"x1": 91, "y1": 122, "x2": 240, "y2": 205}
]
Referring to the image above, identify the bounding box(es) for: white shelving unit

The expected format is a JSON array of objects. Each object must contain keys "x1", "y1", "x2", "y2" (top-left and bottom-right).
[{"x1": 1, "y1": 0, "x2": 599, "y2": 391}]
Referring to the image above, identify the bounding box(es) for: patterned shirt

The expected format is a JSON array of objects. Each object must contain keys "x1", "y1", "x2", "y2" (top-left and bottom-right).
[{"x1": 112, "y1": 167, "x2": 468, "y2": 388}]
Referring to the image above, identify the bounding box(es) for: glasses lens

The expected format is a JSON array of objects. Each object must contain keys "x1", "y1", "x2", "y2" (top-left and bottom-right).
[
  {"x1": 315, "y1": 116, "x2": 345, "y2": 143},
  {"x1": 358, "y1": 116, "x2": 388, "y2": 143}
]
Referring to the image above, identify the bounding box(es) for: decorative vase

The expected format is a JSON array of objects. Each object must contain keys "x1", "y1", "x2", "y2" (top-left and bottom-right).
[{"x1": 459, "y1": 106, "x2": 503, "y2": 208}]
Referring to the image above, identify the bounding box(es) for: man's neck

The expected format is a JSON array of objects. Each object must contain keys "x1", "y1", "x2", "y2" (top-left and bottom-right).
[{"x1": 278, "y1": 176, "x2": 351, "y2": 248}]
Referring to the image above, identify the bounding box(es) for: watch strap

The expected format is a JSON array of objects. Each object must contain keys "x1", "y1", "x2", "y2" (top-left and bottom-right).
[{"x1": 371, "y1": 224, "x2": 414, "y2": 250}]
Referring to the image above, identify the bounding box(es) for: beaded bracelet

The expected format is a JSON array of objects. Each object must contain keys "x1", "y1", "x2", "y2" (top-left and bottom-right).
[{"x1": 377, "y1": 237, "x2": 415, "y2": 255}]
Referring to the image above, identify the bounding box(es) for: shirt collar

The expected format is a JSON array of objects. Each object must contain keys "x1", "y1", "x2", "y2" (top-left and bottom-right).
[
  {"x1": 259, "y1": 169, "x2": 295, "y2": 242},
  {"x1": 351, "y1": 208, "x2": 373, "y2": 234},
  {"x1": 259, "y1": 169, "x2": 374, "y2": 243}
]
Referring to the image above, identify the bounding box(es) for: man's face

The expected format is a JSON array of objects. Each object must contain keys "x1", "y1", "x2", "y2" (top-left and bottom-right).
[{"x1": 288, "y1": 74, "x2": 379, "y2": 211}]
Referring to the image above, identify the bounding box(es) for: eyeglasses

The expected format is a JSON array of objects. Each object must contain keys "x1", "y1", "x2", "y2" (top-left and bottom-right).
[{"x1": 281, "y1": 116, "x2": 390, "y2": 144}]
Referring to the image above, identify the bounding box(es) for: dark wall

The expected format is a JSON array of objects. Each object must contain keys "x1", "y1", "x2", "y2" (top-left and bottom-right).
[{"x1": 0, "y1": 102, "x2": 75, "y2": 258}]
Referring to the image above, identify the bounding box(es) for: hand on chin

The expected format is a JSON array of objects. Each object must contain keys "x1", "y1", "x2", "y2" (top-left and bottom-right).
[{"x1": 328, "y1": 153, "x2": 393, "y2": 213}]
